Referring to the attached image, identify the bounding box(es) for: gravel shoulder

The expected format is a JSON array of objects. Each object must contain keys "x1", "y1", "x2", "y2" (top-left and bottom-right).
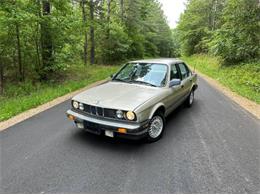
[{"x1": 195, "y1": 70, "x2": 260, "y2": 119}]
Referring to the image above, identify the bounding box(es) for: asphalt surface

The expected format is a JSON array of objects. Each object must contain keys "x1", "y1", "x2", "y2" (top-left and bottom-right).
[{"x1": 1, "y1": 77, "x2": 260, "y2": 193}]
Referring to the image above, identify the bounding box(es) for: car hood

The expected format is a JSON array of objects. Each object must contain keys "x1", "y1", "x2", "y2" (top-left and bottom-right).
[{"x1": 73, "y1": 81, "x2": 164, "y2": 111}]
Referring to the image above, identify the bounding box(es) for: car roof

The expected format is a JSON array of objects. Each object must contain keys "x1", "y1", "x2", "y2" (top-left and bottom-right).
[{"x1": 130, "y1": 58, "x2": 183, "y2": 65}]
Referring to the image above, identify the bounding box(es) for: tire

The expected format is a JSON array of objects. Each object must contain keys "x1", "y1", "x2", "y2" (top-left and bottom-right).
[
  {"x1": 146, "y1": 112, "x2": 165, "y2": 143},
  {"x1": 186, "y1": 90, "x2": 194, "y2": 107}
]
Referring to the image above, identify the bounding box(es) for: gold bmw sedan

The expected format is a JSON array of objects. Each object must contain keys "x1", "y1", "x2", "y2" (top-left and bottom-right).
[{"x1": 67, "y1": 59, "x2": 198, "y2": 142}]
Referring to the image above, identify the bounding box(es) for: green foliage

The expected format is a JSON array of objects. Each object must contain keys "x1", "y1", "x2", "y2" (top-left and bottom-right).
[
  {"x1": 177, "y1": 0, "x2": 224, "y2": 55},
  {"x1": 171, "y1": 29, "x2": 181, "y2": 57},
  {"x1": 99, "y1": 22, "x2": 131, "y2": 63},
  {"x1": 0, "y1": 0, "x2": 175, "y2": 113},
  {"x1": 177, "y1": 0, "x2": 259, "y2": 64},
  {"x1": 2, "y1": 0, "x2": 259, "y2": 120},
  {"x1": 0, "y1": 0, "x2": 174, "y2": 81},
  {"x1": 209, "y1": 0, "x2": 260, "y2": 63},
  {"x1": 182, "y1": 55, "x2": 260, "y2": 103},
  {"x1": 0, "y1": 64, "x2": 120, "y2": 121}
]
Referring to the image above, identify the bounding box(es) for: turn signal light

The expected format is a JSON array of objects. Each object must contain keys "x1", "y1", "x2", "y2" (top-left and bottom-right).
[
  {"x1": 67, "y1": 114, "x2": 76, "y2": 121},
  {"x1": 118, "y1": 128, "x2": 127, "y2": 134}
]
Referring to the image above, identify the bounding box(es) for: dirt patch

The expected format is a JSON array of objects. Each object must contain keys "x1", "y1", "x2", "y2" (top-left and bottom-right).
[
  {"x1": 0, "y1": 79, "x2": 108, "y2": 131},
  {"x1": 196, "y1": 70, "x2": 260, "y2": 119}
]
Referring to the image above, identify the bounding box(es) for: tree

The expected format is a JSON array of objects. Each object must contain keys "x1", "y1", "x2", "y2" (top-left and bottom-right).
[
  {"x1": 170, "y1": 29, "x2": 181, "y2": 57},
  {"x1": 40, "y1": 0, "x2": 53, "y2": 80},
  {"x1": 120, "y1": 0, "x2": 124, "y2": 20},
  {"x1": 177, "y1": 0, "x2": 225, "y2": 55},
  {"x1": 89, "y1": 0, "x2": 95, "y2": 64},
  {"x1": 15, "y1": 22, "x2": 23, "y2": 81},
  {"x1": 0, "y1": 0, "x2": 176, "y2": 93},
  {"x1": 209, "y1": 0, "x2": 260, "y2": 63},
  {"x1": 106, "y1": 0, "x2": 111, "y2": 38},
  {"x1": 81, "y1": 0, "x2": 88, "y2": 65}
]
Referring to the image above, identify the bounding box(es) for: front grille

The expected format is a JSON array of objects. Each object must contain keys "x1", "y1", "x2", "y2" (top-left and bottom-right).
[
  {"x1": 104, "y1": 108, "x2": 116, "y2": 118},
  {"x1": 96, "y1": 107, "x2": 103, "y2": 116},
  {"x1": 82, "y1": 103, "x2": 118, "y2": 119},
  {"x1": 90, "y1": 105, "x2": 96, "y2": 115},
  {"x1": 84, "y1": 104, "x2": 91, "y2": 113}
]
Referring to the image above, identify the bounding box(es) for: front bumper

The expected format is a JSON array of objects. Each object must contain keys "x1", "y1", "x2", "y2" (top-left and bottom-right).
[{"x1": 66, "y1": 109, "x2": 149, "y2": 140}]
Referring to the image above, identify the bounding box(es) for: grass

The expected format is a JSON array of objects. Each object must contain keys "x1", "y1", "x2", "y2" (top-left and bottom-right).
[
  {"x1": 1, "y1": 55, "x2": 259, "y2": 121},
  {"x1": 182, "y1": 54, "x2": 260, "y2": 104},
  {"x1": 0, "y1": 64, "x2": 120, "y2": 122}
]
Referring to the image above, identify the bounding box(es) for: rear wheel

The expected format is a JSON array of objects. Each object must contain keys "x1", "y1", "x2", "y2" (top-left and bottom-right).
[
  {"x1": 186, "y1": 90, "x2": 194, "y2": 107},
  {"x1": 146, "y1": 112, "x2": 165, "y2": 142}
]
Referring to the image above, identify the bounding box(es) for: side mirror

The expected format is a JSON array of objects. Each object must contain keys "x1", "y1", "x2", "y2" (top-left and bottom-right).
[
  {"x1": 110, "y1": 74, "x2": 115, "y2": 78},
  {"x1": 169, "y1": 79, "x2": 181, "y2": 87}
]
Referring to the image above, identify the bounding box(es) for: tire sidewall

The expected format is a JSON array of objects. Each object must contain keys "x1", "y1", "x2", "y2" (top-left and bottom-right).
[
  {"x1": 187, "y1": 90, "x2": 194, "y2": 107},
  {"x1": 146, "y1": 112, "x2": 165, "y2": 142}
]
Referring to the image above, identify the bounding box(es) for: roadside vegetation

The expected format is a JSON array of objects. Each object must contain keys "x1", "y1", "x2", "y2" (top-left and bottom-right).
[
  {"x1": 0, "y1": 0, "x2": 173, "y2": 121},
  {"x1": 176, "y1": 0, "x2": 259, "y2": 104},
  {"x1": 0, "y1": 64, "x2": 119, "y2": 121},
  {"x1": 183, "y1": 55, "x2": 260, "y2": 103},
  {"x1": 0, "y1": 0, "x2": 259, "y2": 121}
]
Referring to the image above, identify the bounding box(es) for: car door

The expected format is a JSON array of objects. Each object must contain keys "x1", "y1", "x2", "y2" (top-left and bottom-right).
[
  {"x1": 177, "y1": 63, "x2": 192, "y2": 99},
  {"x1": 165, "y1": 64, "x2": 184, "y2": 114}
]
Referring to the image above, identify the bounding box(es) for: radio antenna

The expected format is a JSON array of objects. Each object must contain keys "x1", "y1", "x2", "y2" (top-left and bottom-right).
[{"x1": 193, "y1": 63, "x2": 196, "y2": 73}]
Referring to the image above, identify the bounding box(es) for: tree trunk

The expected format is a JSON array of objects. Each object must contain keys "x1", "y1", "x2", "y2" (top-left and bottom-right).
[
  {"x1": 82, "y1": 0, "x2": 88, "y2": 65},
  {"x1": 41, "y1": 0, "x2": 52, "y2": 80},
  {"x1": 212, "y1": 0, "x2": 218, "y2": 30},
  {"x1": 15, "y1": 23, "x2": 23, "y2": 82},
  {"x1": 99, "y1": 0, "x2": 105, "y2": 20},
  {"x1": 107, "y1": 0, "x2": 111, "y2": 38},
  {"x1": 35, "y1": 0, "x2": 42, "y2": 75},
  {"x1": 90, "y1": 0, "x2": 95, "y2": 64},
  {"x1": 120, "y1": 0, "x2": 124, "y2": 20},
  {"x1": 35, "y1": 37, "x2": 41, "y2": 74}
]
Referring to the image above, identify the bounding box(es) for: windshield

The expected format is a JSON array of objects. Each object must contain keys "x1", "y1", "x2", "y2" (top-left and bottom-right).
[{"x1": 113, "y1": 63, "x2": 168, "y2": 87}]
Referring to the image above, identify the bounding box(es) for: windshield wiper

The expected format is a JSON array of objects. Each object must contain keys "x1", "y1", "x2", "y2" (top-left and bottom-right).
[
  {"x1": 112, "y1": 78, "x2": 131, "y2": 83},
  {"x1": 130, "y1": 80, "x2": 157, "y2": 87}
]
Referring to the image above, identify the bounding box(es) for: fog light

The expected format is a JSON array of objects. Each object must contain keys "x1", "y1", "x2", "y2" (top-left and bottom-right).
[
  {"x1": 79, "y1": 103, "x2": 84, "y2": 110},
  {"x1": 118, "y1": 128, "x2": 127, "y2": 134},
  {"x1": 116, "y1": 110, "x2": 124, "y2": 119}
]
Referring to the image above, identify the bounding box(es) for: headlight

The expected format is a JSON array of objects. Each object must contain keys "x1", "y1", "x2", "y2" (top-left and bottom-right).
[
  {"x1": 79, "y1": 103, "x2": 84, "y2": 110},
  {"x1": 72, "y1": 101, "x2": 79, "y2": 109},
  {"x1": 126, "y1": 111, "x2": 135, "y2": 121},
  {"x1": 116, "y1": 110, "x2": 124, "y2": 119}
]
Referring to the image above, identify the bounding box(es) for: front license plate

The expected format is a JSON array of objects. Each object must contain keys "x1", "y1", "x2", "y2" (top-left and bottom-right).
[
  {"x1": 76, "y1": 122, "x2": 84, "y2": 129},
  {"x1": 105, "y1": 130, "x2": 114, "y2": 138}
]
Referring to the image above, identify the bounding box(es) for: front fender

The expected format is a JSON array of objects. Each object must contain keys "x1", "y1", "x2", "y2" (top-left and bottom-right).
[{"x1": 148, "y1": 102, "x2": 166, "y2": 119}]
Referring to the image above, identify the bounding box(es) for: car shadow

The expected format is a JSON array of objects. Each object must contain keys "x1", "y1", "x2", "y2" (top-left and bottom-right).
[
  {"x1": 70, "y1": 126, "x2": 145, "y2": 154},
  {"x1": 164, "y1": 100, "x2": 200, "y2": 139}
]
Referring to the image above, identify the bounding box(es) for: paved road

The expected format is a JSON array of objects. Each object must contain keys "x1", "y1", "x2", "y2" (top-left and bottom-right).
[{"x1": 1, "y1": 78, "x2": 259, "y2": 193}]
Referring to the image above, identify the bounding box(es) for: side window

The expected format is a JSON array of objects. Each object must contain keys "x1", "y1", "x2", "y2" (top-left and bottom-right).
[
  {"x1": 170, "y1": 64, "x2": 180, "y2": 80},
  {"x1": 178, "y1": 63, "x2": 189, "y2": 80},
  {"x1": 184, "y1": 63, "x2": 191, "y2": 76}
]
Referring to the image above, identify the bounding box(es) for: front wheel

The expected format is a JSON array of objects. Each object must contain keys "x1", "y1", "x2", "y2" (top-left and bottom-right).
[
  {"x1": 146, "y1": 113, "x2": 165, "y2": 142},
  {"x1": 186, "y1": 90, "x2": 194, "y2": 107}
]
